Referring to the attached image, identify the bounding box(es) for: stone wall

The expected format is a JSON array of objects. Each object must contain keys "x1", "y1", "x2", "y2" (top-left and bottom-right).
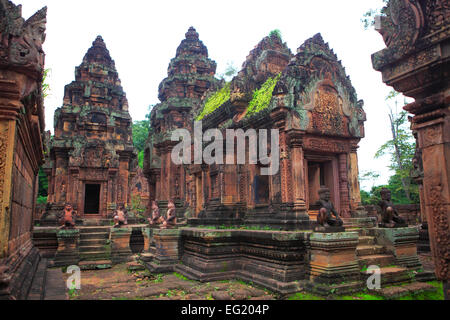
[
  {"x1": 0, "y1": 0, "x2": 48, "y2": 300},
  {"x1": 176, "y1": 228, "x2": 308, "y2": 295}
]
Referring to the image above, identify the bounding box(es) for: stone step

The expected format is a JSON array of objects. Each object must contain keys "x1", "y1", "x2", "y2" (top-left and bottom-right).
[
  {"x1": 44, "y1": 268, "x2": 68, "y2": 300},
  {"x1": 361, "y1": 266, "x2": 412, "y2": 286},
  {"x1": 79, "y1": 245, "x2": 110, "y2": 253},
  {"x1": 80, "y1": 251, "x2": 111, "y2": 261},
  {"x1": 358, "y1": 236, "x2": 376, "y2": 245},
  {"x1": 356, "y1": 245, "x2": 385, "y2": 256},
  {"x1": 358, "y1": 254, "x2": 395, "y2": 268},
  {"x1": 27, "y1": 258, "x2": 48, "y2": 300},
  {"x1": 79, "y1": 227, "x2": 111, "y2": 234},
  {"x1": 79, "y1": 260, "x2": 112, "y2": 270},
  {"x1": 377, "y1": 282, "x2": 438, "y2": 300},
  {"x1": 79, "y1": 238, "x2": 109, "y2": 246},
  {"x1": 80, "y1": 232, "x2": 109, "y2": 240}
]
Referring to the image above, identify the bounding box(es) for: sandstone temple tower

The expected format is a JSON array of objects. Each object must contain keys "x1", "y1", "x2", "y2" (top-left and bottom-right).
[
  {"x1": 144, "y1": 27, "x2": 220, "y2": 215},
  {"x1": 145, "y1": 31, "x2": 367, "y2": 229},
  {"x1": 44, "y1": 36, "x2": 137, "y2": 219}
]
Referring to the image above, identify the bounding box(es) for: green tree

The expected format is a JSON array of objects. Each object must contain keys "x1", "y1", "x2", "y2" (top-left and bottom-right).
[
  {"x1": 132, "y1": 119, "x2": 150, "y2": 153},
  {"x1": 361, "y1": 0, "x2": 388, "y2": 29},
  {"x1": 132, "y1": 105, "x2": 153, "y2": 168},
  {"x1": 36, "y1": 69, "x2": 51, "y2": 204},
  {"x1": 218, "y1": 62, "x2": 237, "y2": 82},
  {"x1": 37, "y1": 168, "x2": 48, "y2": 204},
  {"x1": 374, "y1": 90, "x2": 418, "y2": 203}
]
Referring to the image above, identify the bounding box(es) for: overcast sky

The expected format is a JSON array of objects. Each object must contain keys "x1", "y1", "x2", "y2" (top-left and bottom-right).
[{"x1": 18, "y1": 0, "x2": 400, "y2": 190}]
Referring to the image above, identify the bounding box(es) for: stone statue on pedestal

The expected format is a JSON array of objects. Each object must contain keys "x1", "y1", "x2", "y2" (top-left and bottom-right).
[
  {"x1": 379, "y1": 188, "x2": 407, "y2": 228},
  {"x1": 315, "y1": 186, "x2": 344, "y2": 232},
  {"x1": 59, "y1": 204, "x2": 77, "y2": 229},
  {"x1": 113, "y1": 204, "x2": 128, "y2": 228},
  {"x1": 148, "y1": 201, "x2": 162, "y2": 226},
  {"x1": 162, "y1": 200, "x2": 177, "y2": 229}
]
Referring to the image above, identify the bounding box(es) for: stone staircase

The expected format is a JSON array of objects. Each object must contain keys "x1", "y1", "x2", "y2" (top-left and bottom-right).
[
  {"x1": 78, "y1": 226, "x2": 112, "y2": 270},
  {"x1": 356, "y1": 234, "x2": 413, "y2": 286}
]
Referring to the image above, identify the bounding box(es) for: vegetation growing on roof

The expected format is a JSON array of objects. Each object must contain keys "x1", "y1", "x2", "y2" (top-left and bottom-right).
[
  {"x1": 196, "y1": 82, "x2": 231, "y2": 120},
  {"x1": 269, "y1": 29, "x2": 282, "y2": 40},
  {"x1": 246, "y1": 73, "x2": 281, "y2": 118}
]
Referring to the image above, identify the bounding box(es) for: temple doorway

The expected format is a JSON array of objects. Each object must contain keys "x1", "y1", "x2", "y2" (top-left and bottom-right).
[
  {"x1": 306, "y1": 158, "x2": 339, "y2": 219},
  {"x1": 84, "y1": 184, "x2": 101, "y2": 215},
  {"x1": 254, "y1": 167, "x2": 270, "y2": 205}
]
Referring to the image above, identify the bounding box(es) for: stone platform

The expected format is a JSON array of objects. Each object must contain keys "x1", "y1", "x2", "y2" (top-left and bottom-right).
[
  {"x1": 148, "y1": 226, "x2": 434, "y2": 296},
  {"x1": 33, "y1": 224, "x2": 148, "y2": 269}
]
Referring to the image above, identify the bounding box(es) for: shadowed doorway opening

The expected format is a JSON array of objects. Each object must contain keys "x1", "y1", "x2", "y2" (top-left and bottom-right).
[{"x1": 84, "y1": 184, "x2": 101, "y2": 214}]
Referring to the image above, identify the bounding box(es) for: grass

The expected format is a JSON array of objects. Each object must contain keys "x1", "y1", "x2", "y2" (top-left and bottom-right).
[
  {"x1": 288, "y1": 292, "x2": 325, "y2": 300},
  {"x1": 396, "y1": 281, "x2": 444, "y2": 300},
  {"x1": 173, "y1": 272, "x2": 190, "y2": 281},
  {"x1": 337, "y1": 293, "x2": 385, "y2": 300},
  {"x1": 68, "y1": 288, "x2": 80, "y2": 300},
  {"x1": 153, "y1": 273, "x2": 164, "y2": 283},
  {"x1": 287, "y1": 281, "x2": 444, "y2": 300}
]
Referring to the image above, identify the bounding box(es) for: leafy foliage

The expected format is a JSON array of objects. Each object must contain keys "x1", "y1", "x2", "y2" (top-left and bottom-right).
[
  {"x1": 132, "y1": 119, "x2": 150, "y2": 153},
  {"x1": 42, "y1": 68, "x2": 51, "y2": 98},
  {"x1": 361, "y1": 0, "x2": 388, "y2": 29},
  {"x1": 196, "y1": 82, "x2": 231, "y2": 120},
  {"x1": 37, "y1": 168, "x2": 48, "y2": 204},
  {"x1": 269, "y1": 29, "x2": 282, "y2": 40},
  {"x1": 138, "y1": 150, "x2": 144, "y2": 169},
  {"x1": 361, "y1": 90, "x2": 419, "y2": 205},
  {"x1": 132, "y1": 106, "x2": 153, "y2": 168},
  {"x1": 246, "y1": 73, "x2": 281, "y2": 117},
  {"x1": 218, "y1": 62, "x2": 238, "y2": 81}
]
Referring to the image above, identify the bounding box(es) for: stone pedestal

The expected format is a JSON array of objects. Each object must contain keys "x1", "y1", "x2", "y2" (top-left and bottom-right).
[
  {"x1": 145, "y1": 229, "x2": 181, "y2": 273},
  {"x1": 54, "y1": 229, "x2": 80, "y2": 267},
  {"x1": 142, "y1": 227, "x2": 152, "y2": 252},
  {"x1": 110, "y1": 228, "x2": 132, "y2": 264},
  {"x1": 372, "y1": 227, "x2": 422, "y2": 270},
  {"x1": 307, "y1": 232, "x2": 361, "y2": 295},
  {"x1": 342, "y1": 217, "x2": 377, "y2": 229}
]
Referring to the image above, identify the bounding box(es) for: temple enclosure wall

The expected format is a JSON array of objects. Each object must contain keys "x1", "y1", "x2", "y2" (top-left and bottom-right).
[
  {"x1": 0, "y1": 1, "x2": 49, "y2": 299},
  {"x1": 371, "y1": 0, "x2": 450, "y2": 299}
]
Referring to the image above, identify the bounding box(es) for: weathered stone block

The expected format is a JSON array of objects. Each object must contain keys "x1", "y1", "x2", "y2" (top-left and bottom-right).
[
  {"x1": 146, "y1": 229, "x2": 181, "y2": 273},
  {"x1": 371, "y1": 227, "x2": 422, "y2": 270},
  {"x1": 307, "y1": 231, "x2": 361, "y2": 294},
  {"x1": 110, "y1": 228, "x2": 132, "y2": 264},
  {"x1": 175, "y1": 228, "x2": 308, "y2": 295},
  {"x1": 54, "y1": 229, "x2": 80, "y2": 267}
]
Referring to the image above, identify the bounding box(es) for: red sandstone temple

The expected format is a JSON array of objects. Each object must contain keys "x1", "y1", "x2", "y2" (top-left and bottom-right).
[
  {"x1": 145, "y1": 29, "x2": 367, "y2": 229},
  {"x1": 43, "y1": 36, "x2": 137, "y2": 221}
]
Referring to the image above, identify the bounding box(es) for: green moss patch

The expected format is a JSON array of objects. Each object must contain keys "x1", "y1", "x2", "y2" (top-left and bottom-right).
[
  {"x1": 246, "y1": 73, "x2": 281, "y2": 117},
  {"x1": 196, "y1": 82, "x2": 231, "y2": 120}
]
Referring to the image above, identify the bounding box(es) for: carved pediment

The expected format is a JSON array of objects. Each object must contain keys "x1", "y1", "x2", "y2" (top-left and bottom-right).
[{"x1": 0, "y1": 0, "x2": 47, "y2": 78}]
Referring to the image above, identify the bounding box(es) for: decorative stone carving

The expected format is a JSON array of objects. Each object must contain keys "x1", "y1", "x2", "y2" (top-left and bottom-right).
[
  {"x1": 379, "y1": 188, "x2": 407, "y2": 228},
  {"x1": 46, "y1": 35, "x2": 137, "y2": 218},
  {"x1": 314, "y1": 186, "x2": 344, "y2": 232}
]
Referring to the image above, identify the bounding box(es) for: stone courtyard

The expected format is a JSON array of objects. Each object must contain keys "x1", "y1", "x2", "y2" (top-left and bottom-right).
[
  {"x1": 51, "y1": 252, "x2": 441, "y2": 301},
  {"x1": 0, "y1": 0, "x2": 448, "y2": 303}
]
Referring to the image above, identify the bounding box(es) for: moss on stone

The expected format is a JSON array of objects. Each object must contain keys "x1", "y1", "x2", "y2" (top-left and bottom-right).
[
  {"x1": 246, "y1": 73, "x2": 281, "y2": 117},
  {"x1": 196, "y1": 82, "x2": 231, "y2": 120}
]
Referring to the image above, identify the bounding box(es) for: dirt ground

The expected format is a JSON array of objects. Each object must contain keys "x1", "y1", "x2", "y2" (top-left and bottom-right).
[
  {"x1": 62, "y1": 253, "x2": 436, "y2": 300},
  {"x1": 63, "y1": 263, "x2": 276, "y2": 300}
]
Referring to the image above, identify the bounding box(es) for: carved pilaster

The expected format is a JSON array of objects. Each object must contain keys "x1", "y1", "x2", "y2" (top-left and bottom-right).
[
  {"x1": 287, "y1": 129, "x2": 307, "y2": 215},
  {"x1": 338, "y1": 153, "x2": 350, "y2": 218},
  {"x1": 372, "y1": 0, "x2": 450, "y2": 298}
]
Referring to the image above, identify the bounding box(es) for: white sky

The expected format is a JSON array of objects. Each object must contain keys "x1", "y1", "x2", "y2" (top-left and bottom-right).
[{"x1": 18, "y1": 0, "x2": 399, "y2": 191}]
